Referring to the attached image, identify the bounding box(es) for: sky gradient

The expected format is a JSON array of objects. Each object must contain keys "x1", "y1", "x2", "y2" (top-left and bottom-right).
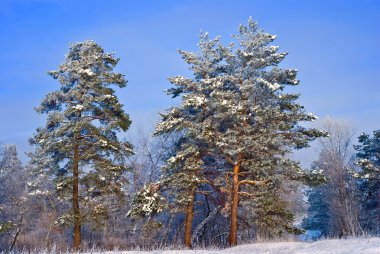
[{"x1": 0, "y1": 0, "x2": 379, "y2": 164}]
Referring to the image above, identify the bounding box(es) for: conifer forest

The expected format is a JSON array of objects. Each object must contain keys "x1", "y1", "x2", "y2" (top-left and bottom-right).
[{"x1": 0, "y1": 1, "x2": 379, "y2": 253}]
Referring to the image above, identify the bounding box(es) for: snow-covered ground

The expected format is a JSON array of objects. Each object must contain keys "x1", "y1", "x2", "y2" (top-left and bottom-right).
[{"x1": 93, "y1": 238, "x2": 380, "y2": 254}]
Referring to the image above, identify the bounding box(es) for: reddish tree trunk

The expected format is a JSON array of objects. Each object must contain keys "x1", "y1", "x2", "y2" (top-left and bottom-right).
[
  {"x1": 184, "y1": 187, "x2": 195, "y2": 249},
  {"x1": 229, "y1": 162, "x2": 241, "y2": 246}
]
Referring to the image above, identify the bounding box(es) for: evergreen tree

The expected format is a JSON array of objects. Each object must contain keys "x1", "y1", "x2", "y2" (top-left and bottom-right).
[
  {"x1": 302, "y1": 186, "x2": 330, "y2": 237},
  {"x1": 354, "y1": 130, "x2": 380, "y2": 234},
  {"x1": 152, "y1": 33, "x2": 226, "y2": 248},
  {"x1": 0, "y1": 145, "x2": 25, "y2": 251},
  {"x1": 28, "y1": 40, "x2": 132, "y2": 250},
  {"x1": 199, "y1": 18, "x2": 326, "y2": 246}
]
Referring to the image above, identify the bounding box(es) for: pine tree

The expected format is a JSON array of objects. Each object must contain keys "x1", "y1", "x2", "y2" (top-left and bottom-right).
[
  {"x1": 28, "y1": 40, "x2": 132, "y2": 250},
  {"x1": 354, "y1": 130, "x2": 380, "y2": 233},
  {"x1": 153, "y1": 33, "x2": 226, "y2": 248},
  {"x1": 200, "y1": 18, "x2": 326, "y2": 246}
]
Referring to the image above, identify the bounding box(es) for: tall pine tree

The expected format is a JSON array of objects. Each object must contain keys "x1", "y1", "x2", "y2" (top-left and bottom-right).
[
  {"x1": 28, "y1": 40, "x2": 132, "y2": 250},
  {"x1": 201, "y1": 18, "x2": 326, "y2": 246},
  {"x1": 153, "y1": 33, "x2": 226, "y2": 248}
]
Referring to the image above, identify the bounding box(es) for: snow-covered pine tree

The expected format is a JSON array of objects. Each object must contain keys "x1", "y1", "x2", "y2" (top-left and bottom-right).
[
  {"x1": 28, "y1": 40, "x2": 132, "y2": 250},
  {"x1": 198, "y1": 18, "x2": 326, "y2": 246},
  {"x1": 354, "y1": 130, "x2": 380, "y2": 233},
  {"x1": 153, "y1": 33, "x2": 226, "y2": 248}
]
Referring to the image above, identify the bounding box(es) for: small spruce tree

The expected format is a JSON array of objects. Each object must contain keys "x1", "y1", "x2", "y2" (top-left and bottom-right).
[{"x1": 354, "y1": 130, "x2": 380, "y2": 233}]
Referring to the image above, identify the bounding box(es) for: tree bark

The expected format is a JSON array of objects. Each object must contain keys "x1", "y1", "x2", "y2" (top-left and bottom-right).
[
  {"x1": 73, "y1": 138, "x2": 81, "y2": 251},
  {"x1": 184, "y1": 186, "x2": 195, "y2": 249},
  {"x1": 229, "y1": 161, "x2": 241, "y2": 246}
]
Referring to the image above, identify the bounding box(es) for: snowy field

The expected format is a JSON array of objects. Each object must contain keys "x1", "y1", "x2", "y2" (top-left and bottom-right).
[{"x1": 90, "y1": 238, "x2": 380, "y2": 254}]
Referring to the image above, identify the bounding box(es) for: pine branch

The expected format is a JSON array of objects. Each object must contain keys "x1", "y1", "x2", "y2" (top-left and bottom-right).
[
  {"x1": 224, "y1": 155, "x2": 235, "y2": 165},
  {"x1": 238, "y1": 191, "x2": 256, "y2": 197},
  {"x1": 238, "y1": 179, "x2": 269, "y2": 187}
]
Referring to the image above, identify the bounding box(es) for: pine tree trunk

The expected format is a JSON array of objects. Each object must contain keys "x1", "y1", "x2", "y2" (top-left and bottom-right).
[
  {"x1": 184, "y1": 186, "x2": 195, "y2": 249},
  {"x1": 229, "y1": 162, "x2": 241, "y2": 246},
  {"x1": 73, "y1": 139, "x2": 81, "y2": 251}
]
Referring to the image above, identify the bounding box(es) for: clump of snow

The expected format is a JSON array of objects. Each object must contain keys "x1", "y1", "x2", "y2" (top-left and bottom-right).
[
  {"x1": 72, "y1": 104, "x2": 84, "y2": 111},
  {"x1": 257, "y1": 78, "x2": 280, "y2": 91},
  {"x1": 307, "y1": 112, "x2": 319, "y2": 121},
  {"x1": 167, "y1": 156, "x2": 176, "y2": 164},
  {"x1": 83, "y1": 69, "x2": 94, "y2": 76},
  {"x1": 28, "y1": 190, "x2": 50, "y2": 196},
  {"x1": 124, "y1": 146, "x2": 133, "y2": 153},
  {"x1": 270, "y1": 45, "x2": 279, "y2": 51},
  {"x1": 242, "y1": 51, "x2": 254, "y2": 57},
  {"x1": 56, "y1": 182, "x2": 64, "y2": 190},
  {"x1": 183, "y1": 94, "x2": 207, "y2": 107}
]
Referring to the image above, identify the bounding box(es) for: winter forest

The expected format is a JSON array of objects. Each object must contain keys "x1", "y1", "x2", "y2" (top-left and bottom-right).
[{"x1": 0, "y1": 1, "x2": 379, "y2": 253}]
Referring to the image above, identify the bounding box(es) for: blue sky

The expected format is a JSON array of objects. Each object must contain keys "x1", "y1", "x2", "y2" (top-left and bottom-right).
[{"x1": 0, "y1": 0, "x2": 379, "y2": 163}]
